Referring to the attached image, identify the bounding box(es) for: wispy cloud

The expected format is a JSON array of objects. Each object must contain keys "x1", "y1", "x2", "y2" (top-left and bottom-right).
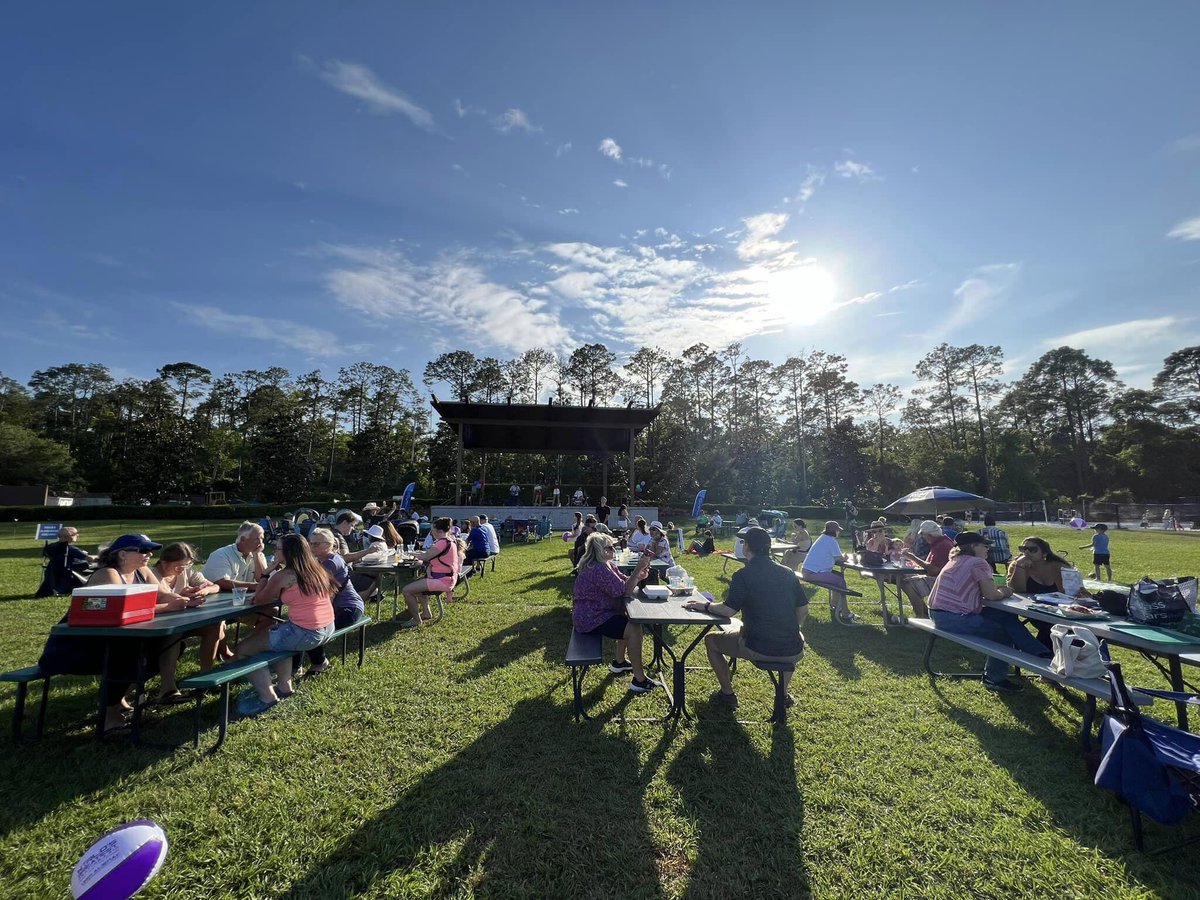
[
  {"x1": 320, "y1": 245, "x2": 571, "y2": 355},
  {"x1": 316, "y1": 60, "x2": 434, "y2": 130},
  {"x1": 558, "y1": 208, "x2": 579, "y2": 215},
  {"x1": 834, "y1": 158, "x2": 879, "y2": 180},
  {"x1": 172, "y1": 302, "x2": 344, "y2": 357},
  {"x1": 1046, "y1": 316, "x2": 1182, "y2": 351},
  {"x1": 1166, "y1": 135, "x2": 1200, "y2": 154},
  {"x1": 1167, "y1": 216, "x2": 1200, "y2": 241},
  {"x1": 494, "y1": 108, "x2": 540, "y2": 134},
  {"x1": 599, "y1": 137, "x2": 622, "y2": 161},
  {"x1": 945, "y1": 263, "x2": 1020, "y2": 334},
  {"x1": 785, "y1": 169, "x2": 826, "y2": 207},
  {"x1": 839, "y1": 279, "x2": 921, "y2": 308},
  {"x1": 555, "y1": 142, "x2": 572, "y2": 157},
  {"x1": 613, "y1": 179, "x2": 628, "y2": 188}
]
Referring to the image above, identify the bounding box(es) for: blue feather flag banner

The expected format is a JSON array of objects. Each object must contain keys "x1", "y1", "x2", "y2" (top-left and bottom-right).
[{"x1": 691, "y1": 490, "x2": 707, "y2": 519}]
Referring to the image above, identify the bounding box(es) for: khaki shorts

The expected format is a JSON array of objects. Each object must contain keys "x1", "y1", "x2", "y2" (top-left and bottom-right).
[{"x1": 709, "y1": 622, "x2": 803, "y2": 665}]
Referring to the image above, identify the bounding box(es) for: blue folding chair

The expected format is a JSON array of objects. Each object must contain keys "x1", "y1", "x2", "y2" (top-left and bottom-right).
[{"x1": 1095, "y1": 663, "x2": 1200, "y2": 853}]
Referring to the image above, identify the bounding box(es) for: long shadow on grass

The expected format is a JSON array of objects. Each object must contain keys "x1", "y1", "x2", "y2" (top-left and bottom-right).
[
  {"x1": 667, "y1": 720, "x2": 809, "y2": 898},
  {"x1": 284, "y1": 693, "x2": 665, "y2": 900},
  {"x1": 455, "y1": 606, "x2": 572, "y2": 678}
]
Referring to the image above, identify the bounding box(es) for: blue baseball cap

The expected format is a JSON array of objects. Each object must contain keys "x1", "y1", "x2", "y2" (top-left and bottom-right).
[{"x1": 109, "y1": 533, "x2": 163, "y2": 553}]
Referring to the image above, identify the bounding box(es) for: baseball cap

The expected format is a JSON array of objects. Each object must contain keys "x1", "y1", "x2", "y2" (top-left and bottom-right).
[
  {"x1": 954, "y1": 531, "x2": 987, "y2": 548},
  {"x1": 109, "y1": 533, "x2": 163, "y2": 553}
]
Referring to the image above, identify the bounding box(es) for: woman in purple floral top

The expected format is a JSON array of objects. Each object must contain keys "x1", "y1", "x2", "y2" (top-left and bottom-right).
[{"x1": 573, "y1": 532, "x2": 657, "y2": 694}]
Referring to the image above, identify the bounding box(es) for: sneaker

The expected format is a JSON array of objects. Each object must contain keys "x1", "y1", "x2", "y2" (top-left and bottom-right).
[
  {"x1": 236, "y1": 693, "x2": 277, "y2": 718},
  {"x1": 982, "y1": 677, "x2": 1024, "y2": 694},
  {"x1": 784, "y1": 693, "x2": 795, "y2": 709},
  {"x1": 308, "y1": 659, "x2": 331, "y2": 676},
  {"x1": 838, "y1": 612, "x2": 863, "y2": 625},
  {"x1": 709, "y1": 690, "x2": 739, "y2": 709},
  {"x1": 628, "y1": 677, "x2": 657, "y2": 694},
  {"x1": 609, "y1": 659, "x2": 633, "y2": 674}
]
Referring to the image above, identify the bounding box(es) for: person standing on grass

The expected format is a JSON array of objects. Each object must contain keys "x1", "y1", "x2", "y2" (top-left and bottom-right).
[
  {"x1": 800, "y1": 521, "x2": 859, "y2": 623},
  {"x1": 979, "y1": 515, "x2": 1012, "y2": 574},
  {"x1": 572, "y1": 532, "x2": 656, "y2": 694},
  {"x1": 686, "y1": 526, "x2": 807, "y2": 709},
  {"x1": 929, "y1": 532, "x2": 1049, "y2": 693},
  {"x1": 233, "y1": 534, "x2": 335, "y2": 717},
  {"x1": 1080, "y1": 523, "x2": 1113, "y2": 581},
  {"x1": 595, "y1": 495, "x2": 611, "y2": 526}
]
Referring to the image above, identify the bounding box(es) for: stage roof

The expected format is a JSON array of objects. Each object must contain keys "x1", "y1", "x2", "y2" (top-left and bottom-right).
[{"x1": 431, "y1": 399, "x2": 660, "y2": 454}]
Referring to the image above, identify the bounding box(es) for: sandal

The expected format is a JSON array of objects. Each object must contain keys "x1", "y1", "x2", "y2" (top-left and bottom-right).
[{"x1": 156, "y1": 690, "x2": 192, "y2": 706}]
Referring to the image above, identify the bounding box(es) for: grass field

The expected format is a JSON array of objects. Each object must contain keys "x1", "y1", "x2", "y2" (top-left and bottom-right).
[{"x1": 2, "y1": 520, "x2": 1200, "y2": 898}]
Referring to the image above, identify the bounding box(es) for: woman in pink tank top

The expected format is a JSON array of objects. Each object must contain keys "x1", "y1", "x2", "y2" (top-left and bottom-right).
[{"x1": 232, "y1": 534, "x2": 335, "y2": 717}]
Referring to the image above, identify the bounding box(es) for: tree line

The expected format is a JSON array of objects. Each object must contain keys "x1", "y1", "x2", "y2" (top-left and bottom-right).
[{"x1": 1, "y1": 342, "x2": 1198, "y2": 508}]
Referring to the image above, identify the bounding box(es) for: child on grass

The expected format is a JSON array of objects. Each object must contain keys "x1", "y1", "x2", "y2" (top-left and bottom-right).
[{"x1": 1080, "y1": 523, "x2": 1112, "y2": 581}]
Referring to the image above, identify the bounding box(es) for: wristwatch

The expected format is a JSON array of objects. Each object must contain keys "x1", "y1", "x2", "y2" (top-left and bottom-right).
[{"x1": 704, "y1": 600, "x2": 713, "y2": 612}]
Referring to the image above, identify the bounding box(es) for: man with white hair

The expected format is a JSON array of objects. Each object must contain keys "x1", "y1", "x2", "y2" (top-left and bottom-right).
[
  {"x1": 202, "y1": 521, "x2": 270, "y2": 591},
  {"x1": 35, "y1": 525, "x2": 96, "y2": 597}
]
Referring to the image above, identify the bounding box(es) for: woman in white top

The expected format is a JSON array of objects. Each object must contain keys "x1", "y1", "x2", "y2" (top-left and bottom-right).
[
  {"x1": 344, "y1": 525, "x2": 390, "y2": 566},
  {"x1": 627, "y1": 518, "x2": 652, "y2": 552},
  {"x1": 614, "y1": 505, "x2": 630, "y2": 531},
  {"x1": 800, "y1": 521, "x2": 857, "y2": 623},
  {"x1": 646, "y1": 521, "x2": 675, "y2": 566}
]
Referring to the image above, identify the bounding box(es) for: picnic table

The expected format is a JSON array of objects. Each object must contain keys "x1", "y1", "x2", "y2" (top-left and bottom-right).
[
  {"x1": 626, "y1": 589, "x2": 729, "y2": 723},
  {"x1": 985, "y1": 594, "x2": 1200, "y2": 729},
  {"x1": 354, "y1": 554, "x2": 424, "y2": 615},
  {"x1": 49, "y1": 592, "x2": 276, "y2": 741},
  {"x1": 839, "y1": 557, "x2": 926, "y2": 627}
]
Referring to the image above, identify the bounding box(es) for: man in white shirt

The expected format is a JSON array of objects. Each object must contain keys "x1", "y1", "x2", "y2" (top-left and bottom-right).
[
  {"x1": 478, "y1": 514, "x2": 500, "y2": 556},
  {"x1": 799, "y1": 520, "x2": 857, "y2": 624},
  {"x1": 202, "y1": 521, "x2": 270, "y2": 591},
  {"x1": 711, "y1": 510, "x2": 723, "y2": 530}
]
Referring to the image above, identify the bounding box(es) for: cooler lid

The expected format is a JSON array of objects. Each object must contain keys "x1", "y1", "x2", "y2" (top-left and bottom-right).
[{"x1": 72, "y1": 583, "x2": 159, "y2": 597}]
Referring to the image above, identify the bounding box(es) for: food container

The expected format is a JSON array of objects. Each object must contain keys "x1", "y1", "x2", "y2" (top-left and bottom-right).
[
  {"x1": 642, "y1": 585, "x2": 670, "y2": 601},
  {"x1": 69, "y1": 584, "x2": 158, "y2": 627}
]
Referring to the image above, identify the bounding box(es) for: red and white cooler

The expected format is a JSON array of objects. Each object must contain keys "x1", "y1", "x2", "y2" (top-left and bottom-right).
[{"x1": 69, "y1": 583, "x2": 158, "y2": 627}]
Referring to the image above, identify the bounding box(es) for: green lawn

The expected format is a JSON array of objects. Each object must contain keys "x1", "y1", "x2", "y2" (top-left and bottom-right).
[{"x1": 1, "y1": 520, "x2": 1200, "y2": 898}]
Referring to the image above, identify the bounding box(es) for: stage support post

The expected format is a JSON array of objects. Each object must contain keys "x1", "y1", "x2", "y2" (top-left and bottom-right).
[{"x1": 455, "y1": 424, "x2": 464, "y2": 505}]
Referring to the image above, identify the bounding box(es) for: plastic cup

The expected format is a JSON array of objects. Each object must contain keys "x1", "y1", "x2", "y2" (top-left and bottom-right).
[{"x1": 232, "y1": 587, "x2": 248, "y2": 606}]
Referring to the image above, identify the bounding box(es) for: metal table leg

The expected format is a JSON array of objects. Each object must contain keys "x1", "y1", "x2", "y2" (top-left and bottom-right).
[
  {"x1": 95, "y1": 641, "x2": 111, "y2": 739},
  {"x1": 1170, "y1": 654, "x2": 1189, "y2": 730}
]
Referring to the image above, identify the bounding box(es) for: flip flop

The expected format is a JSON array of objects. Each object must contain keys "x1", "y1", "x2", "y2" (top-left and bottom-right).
[{"x1": 155, "y1": 691, "x2": 192, "y2": 706}]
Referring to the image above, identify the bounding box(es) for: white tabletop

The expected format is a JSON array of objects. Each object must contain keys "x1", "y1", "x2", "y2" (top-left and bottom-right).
[{"x1": 626, "y1": 591, "x2": 730, "y2": 626}]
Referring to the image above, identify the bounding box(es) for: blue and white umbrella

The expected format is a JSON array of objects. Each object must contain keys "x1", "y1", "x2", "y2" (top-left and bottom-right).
[{"x1": 883, "y1": 486, "x2": 994, "y2": 516}]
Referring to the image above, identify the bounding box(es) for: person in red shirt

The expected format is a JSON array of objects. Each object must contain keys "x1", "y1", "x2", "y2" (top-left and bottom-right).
[{"x1": 897, "y1": 519, "x2": 953, "y2": 618}]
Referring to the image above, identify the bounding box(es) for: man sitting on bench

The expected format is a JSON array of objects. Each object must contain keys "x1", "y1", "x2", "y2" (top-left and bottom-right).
[
  {"x1": 686, "y1": 526, "x2": 807, "y2": 709},
  {"x1": 800, "y1": 521, "x2": 858, "y2": 624},
  {"x1": 928, "y1": 531, "x2": 1050, "y2": 693}
]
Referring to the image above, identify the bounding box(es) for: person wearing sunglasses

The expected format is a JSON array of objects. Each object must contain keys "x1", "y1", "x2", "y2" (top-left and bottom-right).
[{"x1": 1008, "y1": 536, "x2": 1086, "y2": 646}]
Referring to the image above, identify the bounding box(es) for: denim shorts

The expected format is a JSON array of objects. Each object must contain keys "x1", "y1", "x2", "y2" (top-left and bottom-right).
[{"x1": 268, "y1": 620, "x2": 335, "y2": 652}]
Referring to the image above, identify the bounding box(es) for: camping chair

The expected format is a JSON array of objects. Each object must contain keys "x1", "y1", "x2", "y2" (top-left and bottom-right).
[
  {"x1": 535, "y1": 518, "x2": 553, "y2": 541},
  {"x1": 1095, "y1": 662, "x2": 1200, "y2": 853},
  {"x1": 512, "y1": 520, "x2": 531, "y2": 542}
]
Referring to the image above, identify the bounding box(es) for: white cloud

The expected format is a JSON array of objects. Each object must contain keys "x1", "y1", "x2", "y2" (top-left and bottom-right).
[
  {"x1": 946, "y1": 263, "x2": 1020, "y2": 334},
  {"x1": 840, "y1": 279, "x2": 921, "y2": 307},
  {"x1": 558, "y1": 208, "x2": 579, "y2": 215},
  {"x1": 599, "y1": 137, "x2": 623, "y2": 161},
  {"x1": 317, "y1": 60, "x2": 433, "y2": 130},
  {"x1": 1047, "y1": 316, "x2": 1182, "y2": 351},
  {"x1": 613, "y1": 179, "x2": 628, "y2": 188},
  {"x1": 555, "y1": 142, "x2": 572, "y2": 157},
  {"x1": 737, "y1": 213, "x2": 798, "y2": 262},
  {"x1": 1167, "y1": 216, "x2": 1200, "y2": 241},
  {"x1": 320, "y1": 245, "x2": 571, "y2": 355},
  {"x1": 834, "y1": 159, "x2": 878, "y2": 180},
  {"x1": 171, "y1": 302, "x2": 344, "y2": 357},
  {"x1": 787, "y1": 169, "x2": 826, "y2": 207},
  {"x1": 494, "y1": 108, "x2": 540, "y2": 133}
]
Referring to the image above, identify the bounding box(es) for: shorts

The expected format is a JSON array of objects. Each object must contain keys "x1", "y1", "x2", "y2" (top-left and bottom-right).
[
  {"x1": 709, "y1": 622, "x2": 803, "y2": 665},
  {"x1": 585, "y1": 614, "x2": 630, "y2": 640},
  {"x1": 268, "y1": 620, "x2": 334, "y2": 652},
  {"x1": 1093, "y1": 553, "x2": 1111, "y2": 565},
  {"x1": 425, "y1": 575, "x2": 456, "y2": 592}
]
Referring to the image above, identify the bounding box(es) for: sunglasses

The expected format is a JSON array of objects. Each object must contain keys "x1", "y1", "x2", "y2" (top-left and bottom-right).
[{"x1": 1019, "y1": 545, "x2": 1041, "y2": 553}]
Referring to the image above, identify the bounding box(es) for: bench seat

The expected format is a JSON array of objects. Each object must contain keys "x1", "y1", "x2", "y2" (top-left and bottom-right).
[
  {"x1": 907, "y1": 616, "x2": 1154, "y2": 748},
  {"x1": 179, "y1": 650, "x2": 293, "y2": 753},
  {"x1": 567, "y1": 629, "x2": 604, "y2": 721},
  {"x1": 0, "y1": 666, "x2": 50, "y2": 742}
]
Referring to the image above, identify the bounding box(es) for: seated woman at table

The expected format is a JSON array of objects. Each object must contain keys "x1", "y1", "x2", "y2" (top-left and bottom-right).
[
  {"x1": 646, "y1": 521, "x2": 675, "y2": 566},
  {"x1": 614, "y1": 505, "x2": 630, "y2": 532},
  {"x1": 781, "y1": 518, "x2": 813, "y2": 571},
  {"x1": 865, "y1": 524, "x2": 891, "y2": 554},
  {"x1": 151, "y1": 542, "x2": 226, "y2": 703},
  {"x1": 298, "y1": 528, "x2": 364, "y2": 675},
  {"x1": 343, "y1": 524, "x2": 390, "y2": 565},
  {"x1": 1007, "y1": 536, "x2": 1086, "y2": 647},
  {"x1": 400, "y1": 517, "x2": 460, "y2": 628},
  {"x1": 929, "y1": 532, "x2": 1050, "y2": 693},
  {"x1": 37, "y1": 533, "x2": 178, "y2": 735},
  {"x1": 687, "y1": 529, "x2": 716, "y2": 555},
  {"x1": 233, "y1": 533, "x2": 335, "y2": 717},
  {"x1": 627, "y1": 517, "x2": 652, "y2": 553},
  {"x1": 572, "y1": 532, "x2": 655, "y2": 694}
]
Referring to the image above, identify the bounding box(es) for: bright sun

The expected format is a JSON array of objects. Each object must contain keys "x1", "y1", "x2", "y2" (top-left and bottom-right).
[{"x1": 765, "y1": 264, "x2": 838, "y2": 327}]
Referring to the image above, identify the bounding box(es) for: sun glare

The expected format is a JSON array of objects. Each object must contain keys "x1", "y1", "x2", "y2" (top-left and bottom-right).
[{"x1": 767, "y1": 264, "x2": 838, "y2": 327}]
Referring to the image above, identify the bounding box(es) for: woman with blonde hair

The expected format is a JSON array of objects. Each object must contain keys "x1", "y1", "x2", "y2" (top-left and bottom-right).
[
  {"x1": 234, "y1": 533, "x2": 335, "y2": 717},
  {"x1": 572, "y1": 532, "x2": 655, "y2": 693}
]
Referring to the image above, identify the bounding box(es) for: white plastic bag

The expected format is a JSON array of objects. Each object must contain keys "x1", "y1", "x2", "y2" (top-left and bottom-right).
[
  {"x1": 1050, "y1": 624, "x2": 1106, "y2": 679},
  {"x1": 1061, "y1": 567, "x2": 1084, "y2": 597}
]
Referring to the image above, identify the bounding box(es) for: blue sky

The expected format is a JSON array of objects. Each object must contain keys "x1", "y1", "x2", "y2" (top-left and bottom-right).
[{"x1": 2, "y1": 2, "x2": 1199, "y2": 396}]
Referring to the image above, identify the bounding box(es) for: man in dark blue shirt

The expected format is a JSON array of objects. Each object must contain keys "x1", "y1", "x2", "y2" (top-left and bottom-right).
[
  {"x1": 35, "y1": 525, "x2": 95, "y2": 597},
  {"x1": 685, "y1": 526, "x2": 807, "y2": 709}
]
